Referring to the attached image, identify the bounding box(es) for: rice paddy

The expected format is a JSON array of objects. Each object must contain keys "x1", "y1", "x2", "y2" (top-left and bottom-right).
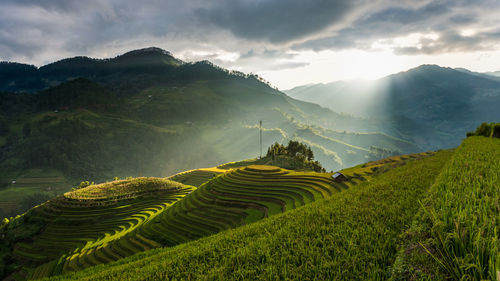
[
  {"x1": 392, "y1": 136, "x2": 500, "y2": 280},
  {"x1": 0, "y1": 150, "x2": 461, "y2": 280},
  {"x1": 1, "y1": 178, "x2": 194, "y2": 280},
  {"x1": 44, "y1": 149, "x2": 455, "y2": 281}
]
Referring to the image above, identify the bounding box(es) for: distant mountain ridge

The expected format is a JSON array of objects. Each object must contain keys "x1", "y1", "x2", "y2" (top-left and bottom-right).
[
  {"x1": 286, "y1": 64, "x2": 500, "y2": 149},
  {"x1": 483, "y1": 70, "x2": 500, "y2": 77},
  {"x1": 0, "y1": 47, "x2": 184, "y2": 93}
]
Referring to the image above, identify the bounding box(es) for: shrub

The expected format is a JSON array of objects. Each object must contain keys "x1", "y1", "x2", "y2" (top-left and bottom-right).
[
  {"x1": 467, "y1": 122, "x2": 500, "y2": 138},
  {"x1": 77, "y1": 181, "x2": 94, "y2": 189},
  {"x1": 492, "y1": 123, "x2": 500, "y2": 138},
  {"x1": 0, "y1": 218, "x2": 8, "y2": 229}
]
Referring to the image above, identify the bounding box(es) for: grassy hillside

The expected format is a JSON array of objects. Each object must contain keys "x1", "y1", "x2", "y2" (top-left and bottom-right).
[
  {"x1": 0, "y1": 169, "x2": 72, "y2": 219},
  {"x1": 0, "y1": 151, "x2": 434, "y2": 280},
  {"x1": 8, "y1": 166, "x2": 342, "y2": 279},
  {"x1": 42, "y1": 148, "x2": 453, "y2": 280},
  {"x1": 392, "y1": 136, "x2": 500, "y2": 280},
  {"x1": 0, "y1": 178, "x2": 194, "y2": 280}
]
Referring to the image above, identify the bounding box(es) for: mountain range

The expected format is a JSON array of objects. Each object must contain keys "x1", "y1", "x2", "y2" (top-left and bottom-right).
[
  {"x1": 286, "y1": 64, "x2": 500, "y2": 149},
  {"x1": 1, "y1": 48, "x2": 499, "y2": 217},
  {"x1": 0, "y1": 47, "x2": 416, "y2": 217}
]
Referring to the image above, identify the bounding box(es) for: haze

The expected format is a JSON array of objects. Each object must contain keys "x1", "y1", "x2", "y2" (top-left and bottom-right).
[{"x1": 1, "y1": 0, "x2": 500, "y2": 89}]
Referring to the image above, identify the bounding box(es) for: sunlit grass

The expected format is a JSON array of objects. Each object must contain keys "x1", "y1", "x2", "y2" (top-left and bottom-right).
[
  {"x1": 44, "y1": 150, "x2": 452, "y2": 281},
  {"x1": 392, "y1": 137, "x2": 500, "y2": 280}
]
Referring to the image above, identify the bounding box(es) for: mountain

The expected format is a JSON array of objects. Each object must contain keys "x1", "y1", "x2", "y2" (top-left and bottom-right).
[
  {"x1": 483, "y1": 70, "x2": 500, "y2": 77},
  {"x1": 285, "y1": 65, "x2": 500, "y2": 149},
  {"x1": 0, "y1": 47, "x2": 183, "y2": 94},
  {"x1": 0, "y1": 48, "x2": 417, "y2": 218}
]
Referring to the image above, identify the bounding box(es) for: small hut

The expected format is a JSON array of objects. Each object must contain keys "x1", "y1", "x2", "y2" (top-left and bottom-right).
[{"x1": 332, "y1": 172, "x2": 348, "y2": 182}]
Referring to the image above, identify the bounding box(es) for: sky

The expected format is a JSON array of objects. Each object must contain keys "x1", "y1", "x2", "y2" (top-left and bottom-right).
[{"x1": 1, "y1": 0, "x2": 500, "y2": 89}]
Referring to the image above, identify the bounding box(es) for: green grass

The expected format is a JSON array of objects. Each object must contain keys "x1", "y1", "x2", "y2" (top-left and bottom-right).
[
  {"x1": 135, "y1": 165, "x2": 341, "y2": 247},
  {"x1": 44, "y1": 149, "x2": 453, "y2": 281},
  {"x1": 168, "y1": 169, "x2": 221, "y2": 187},
  {"x1": 2, "y1": 151, "x2": 439, "y2": 280},
  {"x1": 391, "y1": 137, "x2": 500, "y2": 281},
  {"x1": 216, "y1": 157, "x2": 271, "y2": 169},
  {"x1": 19, "y1": 165, "x2": 338, "y2": 279},
  {"x1": 0, "y1": 178, "x2": 194, "y2": 280}
]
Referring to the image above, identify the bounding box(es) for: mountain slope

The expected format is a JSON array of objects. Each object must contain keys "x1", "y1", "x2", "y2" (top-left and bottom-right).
[
  {"x1": 286, "y1": 65, "x2": 500, "y2": 149},
  {"x1": 0, "y1": 151, "x2": 437, "y2": 280},
  {"x1": 0, "y1": 178, "x2": 195, "y2": 280},
  {"x1": 0, "y1": 48, "x2": 420, "y2": 217},
  {"x1": 41, "y1": 147, "x2": 454, "y2": 281}
]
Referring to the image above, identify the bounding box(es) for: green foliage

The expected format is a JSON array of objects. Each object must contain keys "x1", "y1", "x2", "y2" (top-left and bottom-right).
[
  {"x1": 266, "y1": 141, "x2": 325, "y2": 172},
  {"x1": 391, "y1": 137, "x2": 500, "y2": 280},
  {"x1": 45, "y1": 150, "x2": 452, "y2": 281},
  {"x1": 267, "y1": 140, "x2": 314, "y2": 160},
  {"x1": 0, "y1": 217, "x2": 8, "y2": 229},
  {"x1": 466, "y1": 122, "x2": 500, "y2": 138},
  {"x1": 77, "y1": 181, "x2": 93, "y2": 189}
]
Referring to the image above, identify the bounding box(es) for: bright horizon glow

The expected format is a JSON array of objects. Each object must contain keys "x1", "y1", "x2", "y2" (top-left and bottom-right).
[{"x1": 251, "y1": 49, "x2": 500, "y2": 90}]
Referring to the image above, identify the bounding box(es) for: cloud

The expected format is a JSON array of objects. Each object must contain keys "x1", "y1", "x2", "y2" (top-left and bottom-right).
[
  {"x1": 0, "y1": 0, "x2": 500, "y2": 72},
  {"x1": 394, "y1": 29, "x2": 500, "y2": 55},
  {"x1": 293, "y1": 0, "x2": 500, "y2": 54},
  {"x1": 195, "y1": 0, "x2": 354, "y2": 43}
]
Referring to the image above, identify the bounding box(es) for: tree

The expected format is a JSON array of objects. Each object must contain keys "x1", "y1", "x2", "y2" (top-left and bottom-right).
[
  {"x1": 467, "y1": 122, "x2": 500, "y2": 138},
  {"x1": 77, "y1": 181, "x2": 94, "y2": 189},
  {"x1": 265, "y1": 140, "x2": 322, "y2": 172},
  {"x1": 306, "y1": 147, "x2": 314, "y2": 161}
]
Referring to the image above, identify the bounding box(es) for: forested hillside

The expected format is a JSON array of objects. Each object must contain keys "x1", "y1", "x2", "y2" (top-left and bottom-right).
[{"x1": 0, "y1": 48, "x2": 417, "y2": 218}]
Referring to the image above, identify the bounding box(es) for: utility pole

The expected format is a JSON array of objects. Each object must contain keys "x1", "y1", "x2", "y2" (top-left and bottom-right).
[{"x1": 259, "y1": 120, "x2": 262, "y2": 159}]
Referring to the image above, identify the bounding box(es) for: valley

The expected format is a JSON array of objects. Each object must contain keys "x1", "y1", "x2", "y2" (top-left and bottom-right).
[{"x1": 0, "y1": 49, "x2": 419, "y2": 218}]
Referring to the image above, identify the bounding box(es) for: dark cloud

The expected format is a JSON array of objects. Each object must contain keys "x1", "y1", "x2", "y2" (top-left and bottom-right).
[
  {"x1": 195, "y1": 0, "x2": 355, "y2": 43},
  {"x1": 448, "y1": 14, "x2": 477, "y2": 25},
  {"x1": 360, "y1": 1, "x2": 450, "y2": 25},
  {"x1": 1, "y1": 0, "x2": 101, "y2": 12},
  {"x1": 0, "y1": 0, "x2": 499, "y2": 66}
]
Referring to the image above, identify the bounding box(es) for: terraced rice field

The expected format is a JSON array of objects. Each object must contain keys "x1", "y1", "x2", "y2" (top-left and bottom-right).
[
  {"x1": 46, "y1": 150, "x2": 454, "y2": 281},
  {"x1": 167, "y1": 169, "x2": 221, "y2": 187},
  {"x1": 56, "y1": 165, "x2": 340, "y2": 276},
  {"x1": 0, "y1": 170, "x2": 71, "y2": 216},
  {"x1": 3, "y1": 178, "x2": 194, "y2": 280},
  {"x1": 139, "y1": 165, "x2": 342, "y2": 245},
  {"x1": 340, "y1": 151, "x2": 435, "y2": 180},
  {"x1": 2, "y1": 152, "x2": 436, "y2": 280}
]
